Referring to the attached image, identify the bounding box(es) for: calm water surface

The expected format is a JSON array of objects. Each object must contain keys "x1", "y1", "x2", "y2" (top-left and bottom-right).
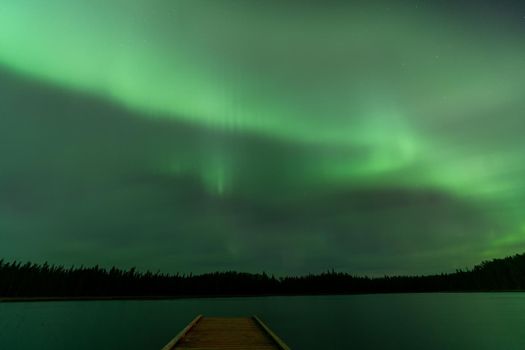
[{"x1": 1, "y1": 293, "x2": 524, "y2": 349}]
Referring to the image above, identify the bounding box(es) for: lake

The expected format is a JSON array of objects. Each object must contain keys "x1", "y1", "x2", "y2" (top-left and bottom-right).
[{"x1": 1, "y1": 293, "x2": 524, "y2": 349}]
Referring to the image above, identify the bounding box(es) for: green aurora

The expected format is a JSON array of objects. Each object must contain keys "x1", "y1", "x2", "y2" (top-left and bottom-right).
[{"x1": 1, "y1": 1, "x2": 525, "y2": 275}]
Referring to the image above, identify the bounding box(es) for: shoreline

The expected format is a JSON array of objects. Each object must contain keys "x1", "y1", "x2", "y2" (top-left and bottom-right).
[{"x1": 2, "y1": 290, "x2": 524, "y2": 303}]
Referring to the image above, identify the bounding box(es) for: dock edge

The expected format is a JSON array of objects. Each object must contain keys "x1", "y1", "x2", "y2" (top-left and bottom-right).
[
  {"x1": 252, "y1": 315, "x2": 291, "y2": 350},
  {"x1": 160, "y1": 314, "x2": 202, "y2": 350}
]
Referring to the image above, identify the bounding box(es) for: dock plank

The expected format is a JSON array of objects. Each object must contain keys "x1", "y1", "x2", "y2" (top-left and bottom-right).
[{"x1": 162, "y1": 316, "x2": 290, "y2": 350}]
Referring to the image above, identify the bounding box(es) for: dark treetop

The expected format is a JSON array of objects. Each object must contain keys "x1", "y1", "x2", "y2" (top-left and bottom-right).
[{"x1": 1, "y1": 253, "x2": 525, "y2": 299}]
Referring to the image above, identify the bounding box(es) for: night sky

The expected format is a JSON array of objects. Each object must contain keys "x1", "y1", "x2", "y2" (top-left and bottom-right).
[{"x1": 1, "y1": 1, "x2": 525, "y2": 275}]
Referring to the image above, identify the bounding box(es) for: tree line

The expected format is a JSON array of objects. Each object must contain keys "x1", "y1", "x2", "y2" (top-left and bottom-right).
[{"x1": 1, "y1": 253, "x2": 525, "y2": 298}]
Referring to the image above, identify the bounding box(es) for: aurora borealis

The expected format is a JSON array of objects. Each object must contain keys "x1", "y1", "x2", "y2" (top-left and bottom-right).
[{"x1": 1, "y1": 1, "x2": 525, "y2": 275}]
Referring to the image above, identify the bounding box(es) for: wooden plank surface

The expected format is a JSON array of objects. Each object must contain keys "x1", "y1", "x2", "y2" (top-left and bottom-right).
[{"x1": 164, "y1": 316, "x2": 289, "y2": 350}]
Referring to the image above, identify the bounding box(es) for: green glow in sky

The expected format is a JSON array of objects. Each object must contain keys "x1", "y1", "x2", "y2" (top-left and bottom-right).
[{"x1": 1, "y1": 1, "x2": 525, "y2": 274}]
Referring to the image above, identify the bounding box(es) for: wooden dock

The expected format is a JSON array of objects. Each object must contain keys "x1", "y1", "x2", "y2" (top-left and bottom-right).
[{"x1": 161, "y1": 315, "x2": 291, "y2": 350}]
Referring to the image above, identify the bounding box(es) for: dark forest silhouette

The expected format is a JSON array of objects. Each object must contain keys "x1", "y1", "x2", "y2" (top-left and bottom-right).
[{"x1": 1, "y1": 253, "x2": 525, "y2": 298}]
